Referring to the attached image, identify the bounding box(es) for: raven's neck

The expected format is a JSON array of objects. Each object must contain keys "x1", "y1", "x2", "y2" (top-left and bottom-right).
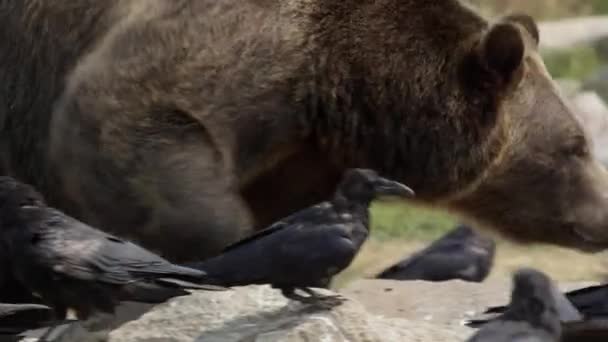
[{"x1": 331, "y1": 195, "x2": 371, "y2": 229}]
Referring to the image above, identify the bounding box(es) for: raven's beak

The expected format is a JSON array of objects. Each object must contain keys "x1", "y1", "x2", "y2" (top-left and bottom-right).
[{"x1": 373, "y1": 178, "x2": 415, "y2": 198}]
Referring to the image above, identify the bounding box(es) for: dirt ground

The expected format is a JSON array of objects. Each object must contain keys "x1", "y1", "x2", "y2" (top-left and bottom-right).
[
  {"x1": 333, "y1": 237, "x2": 606, "y2": 323},
  {"x1": 334, "y1": 237, "x2": 608, "y2": 287}
]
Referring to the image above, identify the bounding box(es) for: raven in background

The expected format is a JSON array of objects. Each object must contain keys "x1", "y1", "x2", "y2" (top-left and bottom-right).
[
  {"x1": 469, "y1": 282, "x2": 608, "y2": 342},
  {"x1": 375, "y1": 224, "x2": 495, "y2": 282},
  {"x1": 466, "y1": 268, "x2": 561, "y2": 342},
  {"x1": 189, "y1": 168, "x2": 414, "y2": 306},
  {"x1": 0, "y1": 176, "x2": 224, "y2": 322}
]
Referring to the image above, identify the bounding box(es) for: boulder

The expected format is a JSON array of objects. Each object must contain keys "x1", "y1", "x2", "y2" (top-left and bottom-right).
[
  {"x1": 21, "y1": 278, "x2": 593, "y2": 342},
  {"x1": 105, "y1": 285, "x2": 471, "y2": 342}
]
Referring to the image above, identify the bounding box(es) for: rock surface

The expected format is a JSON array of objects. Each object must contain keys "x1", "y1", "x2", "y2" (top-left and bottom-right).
[
  {"x1": 105, "y1": 284, "x2": 471, "y2": 342},
  {"x1": 24, "y1": 278, "x2": 593, "y2": 342}
]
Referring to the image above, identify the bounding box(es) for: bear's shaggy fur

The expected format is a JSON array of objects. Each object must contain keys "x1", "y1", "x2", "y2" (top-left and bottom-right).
[{"x1": 1, "y1": 0, "x2": 608, "y2": 262}]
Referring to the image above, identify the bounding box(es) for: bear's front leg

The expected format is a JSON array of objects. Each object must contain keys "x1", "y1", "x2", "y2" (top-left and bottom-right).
[{"x1": 49, "y1": 102, "x2": 253, "y2": 263}]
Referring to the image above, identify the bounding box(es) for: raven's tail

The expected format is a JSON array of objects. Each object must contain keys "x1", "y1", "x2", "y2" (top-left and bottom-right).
[
  {"x1": 120, "y1": 282, "x2": 193, "y2": 304},
  {"x1": 463, "y1": 318, "x2": 494, "y2": 328},
  {"x1": 156, "y1": 277, "x2": 228, "y2": 291}
]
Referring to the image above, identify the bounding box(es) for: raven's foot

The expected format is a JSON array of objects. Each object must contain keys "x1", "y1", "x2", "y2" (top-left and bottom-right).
[{"x1": 281, "y1": 287, "x2": 345, "y2": 309}]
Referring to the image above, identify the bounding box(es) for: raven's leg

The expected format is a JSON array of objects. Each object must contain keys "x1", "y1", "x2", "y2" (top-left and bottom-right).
[
  {"x1": 280, "y1": 287, "x2": 317, "y2": 304},
  {"x1": 299, "y1": 287, "x2": 345, "y2": 307},
  {"x1": 280, "y1": 287, "x2": 345, "y2": 308}
]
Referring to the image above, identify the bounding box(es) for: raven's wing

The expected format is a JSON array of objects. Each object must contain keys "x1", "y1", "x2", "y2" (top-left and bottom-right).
[
  {"x1": 277, "y1": 222, "x2": 362, "y2": 278},
  {"x1": 482, "y1": 284, "x2": 608, "y2": 318},
  {"x1": 376, "y1": 242, "x2": 469, "y2": 279},
  {"x1": 0, "y1": 303, "x2": 71, "y2": 335},
  {"x1": 0, "y1": 304, "x2": 50, "y2": 317},
  {"x1": 192, "y1": 221, "x2": 305, "y2": 285},
  {"x1": 563, "y1": 284, "x2": 608, "y2": 317},
  {"x1": 37, "y1": 209, "x2": 204, "y2": 285},
  {"x1": 221, "y1": 202, "x2": 334, "y2": 253},
  {"x1": 195, "y1": 221, "x2": 361, "y2": 287}
]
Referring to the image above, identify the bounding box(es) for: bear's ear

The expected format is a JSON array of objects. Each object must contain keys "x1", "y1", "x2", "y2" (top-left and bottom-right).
[
  {"x1": 502, "y1": 13, "x2": 539, "y2": 47},
  {"x1": 475, "y1": 22, "x2": 525, "y2": 86}
]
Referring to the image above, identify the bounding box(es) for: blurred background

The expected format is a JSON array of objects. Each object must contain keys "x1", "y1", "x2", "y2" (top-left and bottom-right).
[{"x1": 336, "y1": 0, "x2": 608, "y2": 287}]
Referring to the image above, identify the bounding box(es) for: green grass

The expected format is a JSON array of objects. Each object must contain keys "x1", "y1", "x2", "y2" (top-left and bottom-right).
[
  {"x1": 542, "y1": 45, "x2": 602, "y2": 80},
  {"x1": 590, "y1": 0, "x2": 608, "y2": 15},
  {"x1": 370, "y1": 201, "x2": 457, "y2": 241}
]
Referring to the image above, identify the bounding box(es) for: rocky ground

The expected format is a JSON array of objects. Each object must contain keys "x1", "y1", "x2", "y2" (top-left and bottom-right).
[{"x1": 30, "y1": 278, "x2": 592, "y2": 342}]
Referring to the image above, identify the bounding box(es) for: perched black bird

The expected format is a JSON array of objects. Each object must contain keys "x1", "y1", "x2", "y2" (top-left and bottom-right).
[
  {"x1": 466, "y1": 268, "x2": 562, "y2": 342},
  {"x1": 189, "y1": 168, "x2": 414, "y2": 305},
  {"x1": 0, "y1": 176, "x2": 224, "y2": 321},
  {"x1": 0, "y1": 303, "x2": 73, "y2": 336},
  {"x1": 375, "y1": 224, "x2": 495, "y2": 282}
]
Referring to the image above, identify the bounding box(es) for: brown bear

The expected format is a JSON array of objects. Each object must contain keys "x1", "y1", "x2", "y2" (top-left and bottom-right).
[{"x1": 1, "y1": 0, "x2": 607, "y2": 262}]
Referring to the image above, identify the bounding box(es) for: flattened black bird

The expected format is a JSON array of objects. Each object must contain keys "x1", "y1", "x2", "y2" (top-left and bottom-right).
[
  {"x1": 0, "y1": 176, "x2": 224, "y2": 321},
  {"x1": 375, "y1": 224, "x2": 495, "y2": 282},
  {"x1": 481, "y1": 283, "x2": 608, "y2": 320},
  {"x1": 0, "y1": 303, "x2": 73, "y2": 336},
  {"x1": 466, "y1": 268, "x2": 562, "y2": 342},
  {"x1": 468, "y1": 282, "x2": 608, "y2": 342},
  {"x1": 189, "y1": 168, "x2": 414, "y2": 306}
]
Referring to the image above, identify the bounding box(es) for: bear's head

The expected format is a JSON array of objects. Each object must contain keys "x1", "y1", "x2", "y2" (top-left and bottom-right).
[
  {"x1": 444, "y1": 14, "x2": 608, "y2": 252},
  {"x1": 310, "y1": 2, "x2": 608, "y2": 252}
]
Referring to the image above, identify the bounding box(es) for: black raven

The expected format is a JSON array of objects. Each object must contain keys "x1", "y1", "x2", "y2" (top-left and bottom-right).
[
  {"x1": 0, "y1": 176, "x2": 224, "y2": 321},
  {"x1": 466, "y1": 268, "x2": 562, "y2": 342},
  {"x1": 189, "y1": 168, "x2": 414, "y2": 305},
  {"x1": 375, "y1": 224, "x2": 495, "y2": 282},
  {"x1": 468, "y1": 282, "x2": 608, "y2": 342},
  {"x1": 480, "y1": 283, "x2": 608, "y2": 320}
]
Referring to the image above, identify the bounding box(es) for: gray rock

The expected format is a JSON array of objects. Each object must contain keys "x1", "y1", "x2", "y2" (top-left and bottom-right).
[
  {"x1": 20, "y1": 279, "x2": 598, "y2": 342},
  {"x1": 104, "y1": 285, "x2": 471, "y2": 342}
]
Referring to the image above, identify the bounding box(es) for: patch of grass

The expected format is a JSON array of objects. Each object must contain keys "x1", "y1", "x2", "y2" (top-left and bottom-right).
[
  {"x1": 370, "y1": 201, "x2": 457, "y2": 241},
  {"x1": 590, "y1": 0, "x2": 608, "y2": 15},
  {"x1": 542, "y1": 45, "x2": 602, "y2": 80}
]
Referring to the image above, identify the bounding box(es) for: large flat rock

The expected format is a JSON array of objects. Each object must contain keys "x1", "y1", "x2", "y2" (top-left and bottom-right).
[
  {"x1": 28, "y1": 278, "x2": 592, "y2": 342},
  {"x1": 105, "y1": 285, "x2": 471, "y2": 342}
]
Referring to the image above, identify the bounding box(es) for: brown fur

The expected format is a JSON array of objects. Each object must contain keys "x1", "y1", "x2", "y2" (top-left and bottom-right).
[{"x1": 1, "y1": 0, "x2": 607, "y2": 262}]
